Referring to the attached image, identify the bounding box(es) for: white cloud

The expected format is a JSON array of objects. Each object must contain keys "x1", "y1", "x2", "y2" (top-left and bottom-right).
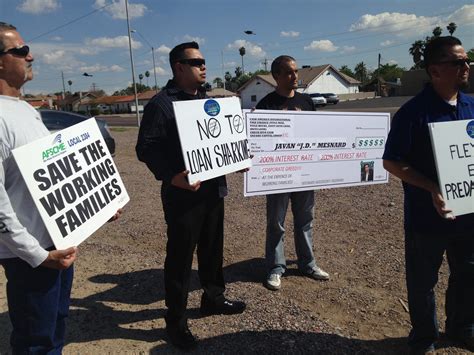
[
  {"x1": 446, "y1": 5, "x2": 474, "y2": 26},
  {"x1": 42, "y1": 50, "x2": 67, "y2": 65},
  {"x1": 150, "y1": 66, "x2": 168, "y2": 76},
  {"x1": 156, "y1": 45, "x2": 171, "y2": 54},
  {"x1": 85, "y1": 36, "x2": 142, "y2": 49},
  {"x1": 380, "y1": 40, "x2": 394, "y2": 47},
  {"x1": 304, "y1": 40, "x2": 338, "y2": 52},
  {"x1": 280, "y1": 31, "x2": 300, "y2": 38},
  {"x1": 224, "y1": 61, "x2": 237, "y2": 69},
  {"x1": 50, "y1": 36, "x2": 63, "y2": 41},
  {"x1": 94, "y1": 0, "x2": 147, "y2": 20},
  {"x1": 342, "y1": 46, "x2": 356, "y2": 53},
  {"x1": 388, "y1": 60, "x2": 398, "y2": 65},
  {"x1": 349, "y1": 12, "x2": 439, "y2": 35},
  {"x1": 79, "y1": 64, "x2": 126, "y2": 73},
  {"x1": 17, "y1": 0, "x2": 60, "y2": 14},
  {"x1": 226, "y1": 40, "x2": 266, "y2": 58},
  {"x1": 183, "y1": 35, "x2": 206, "y2": 45},
  {"x1": 110, "y1": 65, "x2": 125, "y2": 72}
]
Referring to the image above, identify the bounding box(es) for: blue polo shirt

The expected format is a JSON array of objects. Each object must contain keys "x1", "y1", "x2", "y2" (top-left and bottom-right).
[{"x1": 383, "y1": 84, "x2": 474, "y2": 234}]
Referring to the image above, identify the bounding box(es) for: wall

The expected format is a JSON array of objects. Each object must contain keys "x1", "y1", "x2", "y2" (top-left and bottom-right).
[{"x1": 240, "y1": 80, "x2": 274, "y2": 109}]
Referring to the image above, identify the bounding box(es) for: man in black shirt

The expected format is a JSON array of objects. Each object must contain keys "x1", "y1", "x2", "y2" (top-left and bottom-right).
[
  {"x1": 256, "y1": 55, "x2": 329, "y2": 291},
  {"x1": 136, "y1": 42, "x2": 245, "y2": 351}
]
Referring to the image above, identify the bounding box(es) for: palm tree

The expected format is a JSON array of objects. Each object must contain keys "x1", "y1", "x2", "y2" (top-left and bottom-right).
[
  {"x1": 432, "y1": 26, "x2": 443, "y2": 37},
  {"x1": 339, "y1": 65, "x2": 355, "y2": 78},
  {"x1": 224, "y1": 71, "x2": 232, "y2": 82},
  {"x1": 447, "y1": 22, "x2": 457, "y2": 36},
  {"x1": 409, "y1": 40, "x2": 425, "y2": 69},
  {"x1": 239, "y1": 46, "x2": 246, "y2": 75},
  {"x1": 67, "y1": 80, "x2": 72, "y2": 94},
  {"x1": 145, "y1": 70, "x2": 150, "y2": 86},
  {"x1": 354, "y1": 62, "x2": 368, "y2": 83},
  {"x1": 138, "y1": 73, "x2": 144, "y2": 85}
]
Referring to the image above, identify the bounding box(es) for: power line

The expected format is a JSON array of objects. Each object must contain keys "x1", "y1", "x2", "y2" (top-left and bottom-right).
[{"x1": 27, "y1": 2, "x2": 113, "y2": 42}]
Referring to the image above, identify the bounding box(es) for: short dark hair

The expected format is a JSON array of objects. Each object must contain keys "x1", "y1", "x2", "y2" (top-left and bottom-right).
[
  {"x1": 424, "y1": 36, "x2": 462, "y2": 70},
  {"x1": 271, "y1": 55, "x2": 296, "y2": 79},
  {"x1": 169, "y1": 41, "x2": 199, "y2": 75},
  {"x1": 0, "y1": 22, "x2": 17, "y2": 53}
]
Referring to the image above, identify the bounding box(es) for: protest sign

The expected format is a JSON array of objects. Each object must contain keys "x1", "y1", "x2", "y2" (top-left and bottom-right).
[
  {"x1": 244, "y1": 109, "x2": 390, "y2": 196},
  {"x1": 173, "y1": 97, "x2": 252, "y2": 184},
  {"x1": 429, "y1": 119, "x2": 474, "y2": 217},
  {"x1": 12, "y1": 118, "x2": 129, "y2": 249}
]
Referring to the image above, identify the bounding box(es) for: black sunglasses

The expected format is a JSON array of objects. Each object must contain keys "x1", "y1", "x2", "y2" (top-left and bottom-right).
[
  {"x1": 0, "y1": 45, "x2": 30, "y2": 57},
  {"x1": 178, "y1": 58, "x2": 206, "y2": 67},
  {"x1": 436, "y1": 58, "x2": 471, "y2": 67}
]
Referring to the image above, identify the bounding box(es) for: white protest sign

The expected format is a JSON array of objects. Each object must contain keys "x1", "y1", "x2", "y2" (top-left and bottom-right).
[
  {"x1": 244, "y1": 110, "x2": 390, "y2": 196},
  {"x1": 173, "y1": 97, "x2": 252, "y2": 184},
  {"x1": 12, "y1": 118, "x2": 130, "y2": 250},
  {"x1": 429, "y1": 119, "x2": 474, "y2": 217}
]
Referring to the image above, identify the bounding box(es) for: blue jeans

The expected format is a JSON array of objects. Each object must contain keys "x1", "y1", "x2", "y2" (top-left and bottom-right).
[
  {"x1": 266, "y1": 191, "x2": 316, "y2": 275},
  {"x1": 405, "y1": 230, "x2": 474, "y2": 350},
  {"x1": 1, "y1": 257, "x2": 74, "y2": 354}
]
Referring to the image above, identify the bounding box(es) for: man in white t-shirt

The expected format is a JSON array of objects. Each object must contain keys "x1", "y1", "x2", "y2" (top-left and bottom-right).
[{"x1": 0, "y1": 22, "x2": 86, "y2": 353}]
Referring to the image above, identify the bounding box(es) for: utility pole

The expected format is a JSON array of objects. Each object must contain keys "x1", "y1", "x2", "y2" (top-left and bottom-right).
[
  {"x1": 377, "y1": 53, "x2": 381, "y2": 97},
  {"x1": 151, "y1": 46, "x2": 158, "y2": 93},
  {"x1": 262, "y1": 58, "x2": 269, "y2": 71},
  {"x1": 61, "y1": 71, "x2": 67, "y2": 99},
  {"x1": 125, "y1": 0, "x2": 140, "y2": 127}
]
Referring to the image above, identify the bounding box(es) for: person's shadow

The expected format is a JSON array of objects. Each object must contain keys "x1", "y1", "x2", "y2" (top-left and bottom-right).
[{"x1": 0, "y1": 258, "x2": 467, "y2": 353}]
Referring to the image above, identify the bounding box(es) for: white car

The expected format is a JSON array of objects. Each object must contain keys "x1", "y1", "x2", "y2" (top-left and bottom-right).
[{"x1": 309, "y1": 93, "x2": 327, "y2": 107}]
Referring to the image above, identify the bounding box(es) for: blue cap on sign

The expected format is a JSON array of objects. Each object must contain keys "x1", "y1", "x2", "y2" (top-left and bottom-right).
[
  {"x1": 204, "y1": 99, "x2": 220, "y2": 116},
  {"x1": 467, "y1": 120, "x2": 474, "y2": 139}
]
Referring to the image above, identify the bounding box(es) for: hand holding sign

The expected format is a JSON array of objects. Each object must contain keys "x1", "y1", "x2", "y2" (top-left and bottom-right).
[
  {"x1": 172, "y1": 170, "x2": 201, "y2": 191},
  {"x1": 431, "y1": 190, "x2": 455, "y2": 220},
  {"x1": 41, "y1": 246, "x2": 77, "y2": 270}
]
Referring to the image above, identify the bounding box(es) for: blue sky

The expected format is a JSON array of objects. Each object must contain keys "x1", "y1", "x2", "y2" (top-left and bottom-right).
[{"x1": 3, "y1": 0, "x2": 474, "y2": 95}]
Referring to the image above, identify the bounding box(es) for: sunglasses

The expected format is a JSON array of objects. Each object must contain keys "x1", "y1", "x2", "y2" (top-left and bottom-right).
[
  {"x1": 436, "y1": 58, "x2": 471, "y2": 67},
  {"x1": 0, "y1": 45, "x2": 30, "y2": 57},
  {"x1": 178, "y1": 58, "x2": 206, "y2": 67}
]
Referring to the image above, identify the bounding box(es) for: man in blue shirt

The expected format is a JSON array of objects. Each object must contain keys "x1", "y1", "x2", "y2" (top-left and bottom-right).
[{"x1": 383, "y1": 36, "x2": 474, "y2": 353}]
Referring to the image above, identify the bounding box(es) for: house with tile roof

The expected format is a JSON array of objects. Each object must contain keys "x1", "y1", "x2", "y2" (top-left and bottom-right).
[{"x1": 238, "y1": 64, "x2": 360, "y2": 109}]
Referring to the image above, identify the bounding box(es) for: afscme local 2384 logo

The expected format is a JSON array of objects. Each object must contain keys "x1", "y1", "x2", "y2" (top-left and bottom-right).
[{"x1": 42, "y1": 134, "x2": 66, "y2": 161}]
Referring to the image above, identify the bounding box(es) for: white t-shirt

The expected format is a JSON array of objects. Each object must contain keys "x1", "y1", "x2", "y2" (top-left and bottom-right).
[{"x1": 0, "y1": 95, "x2": 52, "y2": 267}]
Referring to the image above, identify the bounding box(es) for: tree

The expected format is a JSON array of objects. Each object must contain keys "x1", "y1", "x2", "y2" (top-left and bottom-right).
[
  {"x1": 235, "y1": 66, "x2": 243, "y2": 78},
  {"x1": 113, "y1": 83, "x2": 151, "y2": 95},
  {"x1": 447, "y1": 22, "x2": 457, "y2": 36},
  {"x1": 468, "y1": 49, "x2": 474, "y2": 61},
  {"x1": 213, "y1": 77, "x2": 224, "y2": 88},
  {"x1": 409, "y1": 40, "x2": 425, "y2": 69},
  {"x1": 145, "y1": 70, "x2": 150, "y2": 86},
  {"x1": 371, "y1": 63, "x2": 405, "y2": 82},
  {"x1": 67, "y1": 80, "x2": 72, "y2": 93},
  {"x1": 339, "y1": 65, "x2": 355, "y2": 78},
  {"x1": 354, "y1": 62, "x2": 368, "y2": 84},
  {"x1": 224, "y1": 71, "x2": 232, "y2": 82},
  {"x1": 239, "y1": 46, "x2": 246, "y2": 75},
  {"x1": 203, "y1": 82, "x2": 212, "y2": 91},
  {"x1": 432, "y1": 26, "x2": 443, "y2": 37},
  {"x1": 138, "y1": 73, "x2": 144, "y2": 85}
]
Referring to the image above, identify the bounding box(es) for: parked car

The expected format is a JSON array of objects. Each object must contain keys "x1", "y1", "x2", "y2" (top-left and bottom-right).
[
  {"x1": 309, "y1": 93, "x2": 327, "y2": 107},
  {"x1": 39, "y1": 109, "x2": 116, "y2": 156},
  {"x1": 322, "y1": 93, "x2": 340, "y2": 105}
]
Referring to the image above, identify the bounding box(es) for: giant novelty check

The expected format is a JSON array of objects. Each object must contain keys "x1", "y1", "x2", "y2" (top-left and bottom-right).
[{"x1": 243, "y1": 110, "x2": 390, "y2": 196}]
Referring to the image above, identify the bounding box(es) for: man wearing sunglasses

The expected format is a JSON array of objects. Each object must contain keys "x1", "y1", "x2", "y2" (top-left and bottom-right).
[
  {"x1": 0, "y1": 23, "x2": 78, "y2": 353},
  {"x1": 136, "y1": 41, "x2": 245, "y2": 351},
  {"x1": 383, "y1": 36, "x2": 474, "y2": 353}
]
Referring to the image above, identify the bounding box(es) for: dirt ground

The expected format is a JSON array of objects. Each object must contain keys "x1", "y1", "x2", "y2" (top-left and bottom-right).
[{"x1": 0, "y1": 127, "x2": 471, "y2": 354}]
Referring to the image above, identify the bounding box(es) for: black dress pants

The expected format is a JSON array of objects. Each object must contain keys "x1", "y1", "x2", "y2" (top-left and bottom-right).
[{"x1": 162, "y1": 183, "x2": 225, "y2": 328}]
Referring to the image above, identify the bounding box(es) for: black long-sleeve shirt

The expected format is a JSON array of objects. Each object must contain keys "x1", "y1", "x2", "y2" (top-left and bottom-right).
[{"x1": 136, "y1": 80, "x2": 228, "y2": 198}]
